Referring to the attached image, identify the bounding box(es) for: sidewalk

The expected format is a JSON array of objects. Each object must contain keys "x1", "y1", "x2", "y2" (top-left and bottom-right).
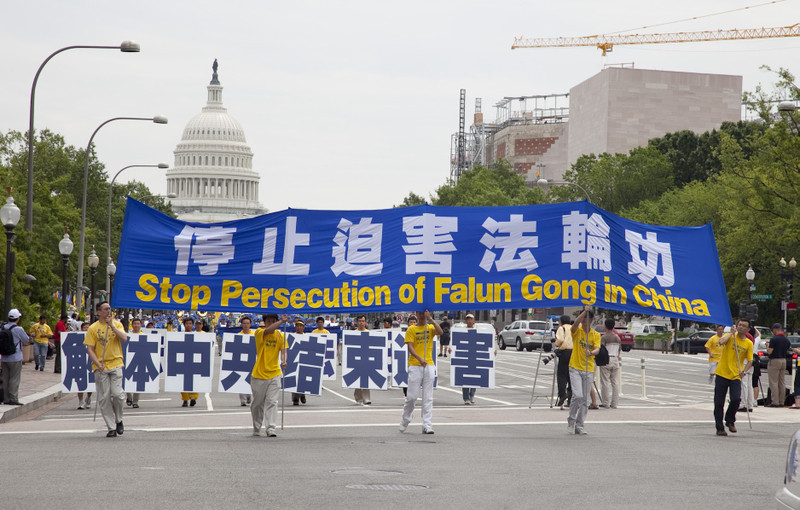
[{"x1": 0, "y1": 360, "x2": 63, "y2": 423}]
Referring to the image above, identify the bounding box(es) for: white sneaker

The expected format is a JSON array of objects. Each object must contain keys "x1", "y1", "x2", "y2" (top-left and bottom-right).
[
  {"x1": 399, "y1": 423, "x2": 407, "y2": 433},
  {"x1": 77, "y1": 403, "x2": 85, "y2": 410},
  {"x1": 422, "y1": 428, "x2": 434, "y2": 435},
  {"x1": 567, "y1": 424, "x2": 575, "y2": 435},
  {"x1": 266, "y1": 428, "x2": 277, "y2": 437},
  {"x1": 575, "y1": 427, "x2": 587, "y2": 435},
  {"x1": 252, "y1": 428, "x2": 261, "y2": 436}
]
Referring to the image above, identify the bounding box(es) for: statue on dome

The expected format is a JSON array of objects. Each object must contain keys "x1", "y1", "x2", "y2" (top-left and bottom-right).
[{"x1": 211, "y1": 59, "x2": 219, "y2": 84}]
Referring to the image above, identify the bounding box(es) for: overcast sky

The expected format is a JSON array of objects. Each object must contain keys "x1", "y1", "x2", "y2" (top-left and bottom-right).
[{"x1": 2, "y1": 0, "x2": 798, "y2": 213}]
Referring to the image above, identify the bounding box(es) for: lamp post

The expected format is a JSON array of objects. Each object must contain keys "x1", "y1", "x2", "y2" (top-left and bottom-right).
[
  {"x1": 88, "y1": 246, "x2": 99, "y2": 323},
  {"x1": 746, "y1": 264, "x2": 755, "y2": 302},
  {"x1": 1, "y1": 189, "x2": 21, "y2": 317},
  {"x1": 536, "y1": 178, "x2": 592, "y2": 202},
  {"x1": 76, "y1": 115, "x2": 168, "y2": 311},
  {"x1": 778, "y1": 102, "x2": 800, "y2": 135},
  {"x1": 58, "y1": 230, "x2": 74, "y2": 318},
  {"x1": 25, "y1": 41, "x2": 141, "y2": 233},
  {"x1": 106, "y1": 163, "x2": 169, "y2": 292},
  {"x1": 780, "y1": 257, "x2": 797, "y2": 330},
  {"x1": 107, "y1": 259, "x2": 116, "y2": 304}
]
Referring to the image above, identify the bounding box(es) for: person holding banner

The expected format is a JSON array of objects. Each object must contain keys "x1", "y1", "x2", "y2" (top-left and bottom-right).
[
  {"x1": 568, "y1": 305, "x2": 601, "y2": 436},
  {"x1": 180, "y1": 316, "x2": 200, "y2": 407},
  {"x1": 353, "y1": 315, "x2": 373, "y2": 405},
  {"x1": 84, "y1": 302, "x2": 128, "y2": 438},
  {"x1": 125, "y1": 317, "x2": 143, "y2": 408},
  {"x1": 400, "y1": 309, "x2": 443, "y2": 434},
  {"x1": 236, "y1": 316, "x2": 255, "y2": 407},
  {"x1": 291, "y1": 318, "x2": 307, "y2": 406},
  {"x1": 554, "y1": 315, "x2": 573, "y2": 409},
  {"x1": 251, "y1": 313, "x2": 288, "y2": 437},
  {"x1": 713, "y1": 319, "x2": 753, "y2": 436}
]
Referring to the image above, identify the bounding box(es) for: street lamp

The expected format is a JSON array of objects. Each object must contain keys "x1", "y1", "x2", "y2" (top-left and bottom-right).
[
  {"x1": 25, "y1": 41, "x2": 141, "y2": 232},
  {"x1": 536, "y1": 178, "x2": 592, "y2": 202},
  {"x1": 106, "y1": 163, "x2": 169, "y2": 292},
  {"x1": 777, "y1": 102, "x2": 800, "y2": 135},
  {"x1": 58, "y1": 229, "x2": 74, "y2": 318},
  {"x1": 1, "y1": 189, "x2": 21, "y2": 317},
  {"x1": 107, "y1": 259, "x2": 116, "y2": 303},
  {"x1": 780, "y1": 257, "x2": 797, "y2": 329},
  {"x1": 87, "y1": 246, "x2": 99, "y2": 323},
  {"x1": 76, "y1": 115, "x2": 168, "y2": 311},
  {"x1": 746, "y1": 264, "x2": 756, "y2": 302}
]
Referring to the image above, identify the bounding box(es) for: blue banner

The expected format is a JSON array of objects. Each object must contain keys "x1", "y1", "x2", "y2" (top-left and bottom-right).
[{"x1": 113, "y1": 198, "x2": 731, "y2": 324}]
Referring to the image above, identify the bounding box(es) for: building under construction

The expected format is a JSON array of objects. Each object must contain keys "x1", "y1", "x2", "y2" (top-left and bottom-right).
[{"x1": 451, "y1": 67, "x2": 742, "y2": 185}]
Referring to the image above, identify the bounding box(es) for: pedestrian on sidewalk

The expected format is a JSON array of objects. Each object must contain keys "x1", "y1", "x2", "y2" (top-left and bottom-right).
[
  {"x1": 599, "y1": 319, "x2": 621, "y2": 409},
  {"x1": 1, "y1": 309, "x2": 31, "y2": 405},
  {"x1": 766, "y1": 323, "x2": 790, "y2": 407},
  {"x1": 84, "y1": 302, "x2": 128, "y2": 438},
  {"x1": 28, "y1": 314, "x2": 54, "y2": 372}
]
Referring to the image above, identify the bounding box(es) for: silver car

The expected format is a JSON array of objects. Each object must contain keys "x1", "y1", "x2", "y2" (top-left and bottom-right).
[{"x1": 497, "y1": 320, "x2": 552, "y2": 352}]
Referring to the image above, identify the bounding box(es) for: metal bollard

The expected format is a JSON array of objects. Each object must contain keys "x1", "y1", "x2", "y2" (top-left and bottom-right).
[{"x1": 640, "y1": 357, "x2": 646, "y2": 398}]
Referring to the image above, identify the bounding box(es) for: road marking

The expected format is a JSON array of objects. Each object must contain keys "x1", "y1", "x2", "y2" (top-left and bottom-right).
[
  {"x1": 435, "y1": 384, "x2": 516, "y2": 405},
  {"x1": 322, "y1": 385, "x2": 357, "y2": 403}
]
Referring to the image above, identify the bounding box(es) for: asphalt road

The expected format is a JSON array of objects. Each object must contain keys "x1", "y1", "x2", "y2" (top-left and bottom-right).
[{"x1": 1, "y1": 349, "x2": 797, "y2": 509}]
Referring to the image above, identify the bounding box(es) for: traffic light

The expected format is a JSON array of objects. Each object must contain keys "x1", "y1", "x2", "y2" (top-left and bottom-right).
[
  {"x1": 746, "y1": 304, "x2": 758, "y2": 322},
  {"x1": 787, "y1": 281, "x2": 794, "y2": 301}
]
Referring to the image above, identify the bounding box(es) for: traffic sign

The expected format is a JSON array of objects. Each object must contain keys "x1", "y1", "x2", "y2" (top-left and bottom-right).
[{"x1": 751, "y1": 294, "x2": 772, "y2": 301}]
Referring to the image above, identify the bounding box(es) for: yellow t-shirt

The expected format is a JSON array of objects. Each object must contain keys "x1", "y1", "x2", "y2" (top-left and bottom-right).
[
  {"x1": 405, "y1": 323, "x2": 435, "y2": 367},
  {"x1": 83, "y1": 320, "x2": 126, "y2": 371},
  {"x1": 252, "y1": 329, "x2": 287, "y2": 380},
  {"x1": 569, "y1": 325, "x2": 602, "y2": 372},
  {"x1": 312, "y1": 328, "x2": 330, "y2": 334},
  {"x1": 29, "y1": 323, "x2": 53, "y2": 344},
  {"x1": 715, "y1": 334, "x2": 753, "y2": 380},
  {"x1": 705, "y1": 335, "x2": 723, "y2": 363}
]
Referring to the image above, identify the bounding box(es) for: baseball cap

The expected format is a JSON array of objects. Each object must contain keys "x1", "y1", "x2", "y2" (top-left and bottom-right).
[
  {"x1": 465, "y1": 313, "x2": 475, "y2": 319},
  {"x1": 7, "y1": 309, "x2": 21, "y2": 320},
  {"x1": 772, "y1": 323, "x2": 783, "y2": 330},
  {"x1": 294, "y1": 317, "x2": 305, "y2": 324}
]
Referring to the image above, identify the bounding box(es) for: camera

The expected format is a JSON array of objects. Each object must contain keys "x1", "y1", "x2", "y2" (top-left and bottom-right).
[{"x1": 542, "y1": 353, "x2": 556, "y2": 365}]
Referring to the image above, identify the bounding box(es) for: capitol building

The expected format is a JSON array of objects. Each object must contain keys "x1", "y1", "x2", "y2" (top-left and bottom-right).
[{"x1": 166, "y1": 61, "x2": 266, "y2": 222}]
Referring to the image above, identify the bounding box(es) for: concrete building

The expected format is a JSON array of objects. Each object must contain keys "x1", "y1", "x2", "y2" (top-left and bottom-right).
[
  {"x1": 481, "y1": 68, "x2": 743, "y2": 184},
  {"x1": 167, "y1": 61, "x2": 266, "y2": 222}
]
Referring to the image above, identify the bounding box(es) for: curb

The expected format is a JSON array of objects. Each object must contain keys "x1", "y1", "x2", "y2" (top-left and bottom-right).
[{"x1": 0, "y1": 383, "x2": 63, "y2": 423}]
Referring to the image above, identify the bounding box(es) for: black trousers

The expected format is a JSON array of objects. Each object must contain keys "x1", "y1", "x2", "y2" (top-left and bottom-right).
[
  {"x1": 714, "y1": 375, "x2": 741, "y2": 430},
  {"x1": 556, "y1": 349, "x2": 572, "y2": 400}
]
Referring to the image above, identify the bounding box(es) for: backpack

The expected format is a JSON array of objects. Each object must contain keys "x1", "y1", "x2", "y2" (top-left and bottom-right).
[
  {"x1": 0, "y1": 323, "x2": 20, "y2": 356},
  {"x1": 595, "y1": 344, "x2": 610, "y2": 366}
]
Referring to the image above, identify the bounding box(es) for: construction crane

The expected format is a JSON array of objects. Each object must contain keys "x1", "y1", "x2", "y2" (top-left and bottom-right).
[{"x1": 512, "y1": 23, "x2": 800, "y2": 55}]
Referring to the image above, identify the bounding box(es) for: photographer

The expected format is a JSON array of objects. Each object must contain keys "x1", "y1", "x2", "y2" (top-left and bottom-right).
[{"x1": 554, "y1": 315, "x2": 573, "y2": 409}]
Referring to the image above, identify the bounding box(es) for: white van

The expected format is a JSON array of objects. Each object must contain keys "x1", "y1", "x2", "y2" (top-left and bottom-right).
[{"x1": 628, "y1": 323, "x2": 670, "y2": 336}]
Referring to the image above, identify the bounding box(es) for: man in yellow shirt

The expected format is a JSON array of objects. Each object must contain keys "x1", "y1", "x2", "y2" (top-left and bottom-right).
[
  {"x1": 713, "y1": 319, "x2": 753, "y2": 436},
  {"x1": 251, "y1": 313, "x2": 288, "y2": 437},
  {"x1": 568, "y1": 305, "x2": 601, "y2": 435},
  {"x1": 312, "y1": 316, "x2": 329, "y2": 335},
  {"x1": 705, "y1": 324, "x2": 725, "y2": 384},
  {"x1": 83, "y1": 302, "x2": 127, "y2": 438},
  {"x1": 28, "y1": 314, "x2": 54, "y2": 372},
  {"x1": 400, "y1": 309, "x2": 443, "y2": 434},
  {"x1": 179, "y1": 316, "x2": 200, "y2": 407}
]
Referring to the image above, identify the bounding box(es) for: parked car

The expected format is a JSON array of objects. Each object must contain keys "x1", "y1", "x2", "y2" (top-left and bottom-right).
[
  {"x1": 497, "y1": 320, "x2": 551, "y2": 352},
  {"x1": 672, "y1": 330, "x2": 716, "y2": 354},
  {"x1": 592, "y1": 325, "x2": 634, "y2": 352},
  {"x1": 775, "y1": 428, "x2": 800, "y2": 509}
]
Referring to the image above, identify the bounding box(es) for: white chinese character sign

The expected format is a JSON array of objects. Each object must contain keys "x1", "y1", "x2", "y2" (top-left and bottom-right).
[
  {"x1": 122, "y1": 333, "x2": 162, "y2": 393},
  {"x1": 342, "y1": 330, "x2": 390, "y2": 391},
  {"x1": 164, "y1": 332, "x2": 216, "y2": 394},
  {"x1": 218, "y1": 333, "x2": 257, "y2": 394},
  {"x1": 113, "y1": 199, "x2": 732, "y2": 325},
  {"x1": 60, "y1": 332, "x2": 95, "y2": 393},
  {"x1": 283, "y1": 333, "x2": 327, "y2": 396},
  {"x1": 449, "y1": 328, "x2": 495, "y2": 389}
]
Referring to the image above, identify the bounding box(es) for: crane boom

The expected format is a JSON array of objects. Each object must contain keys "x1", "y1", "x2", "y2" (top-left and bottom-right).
[{"x1": 512, "y1": 23, "x2": 800, "y2": 55}]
